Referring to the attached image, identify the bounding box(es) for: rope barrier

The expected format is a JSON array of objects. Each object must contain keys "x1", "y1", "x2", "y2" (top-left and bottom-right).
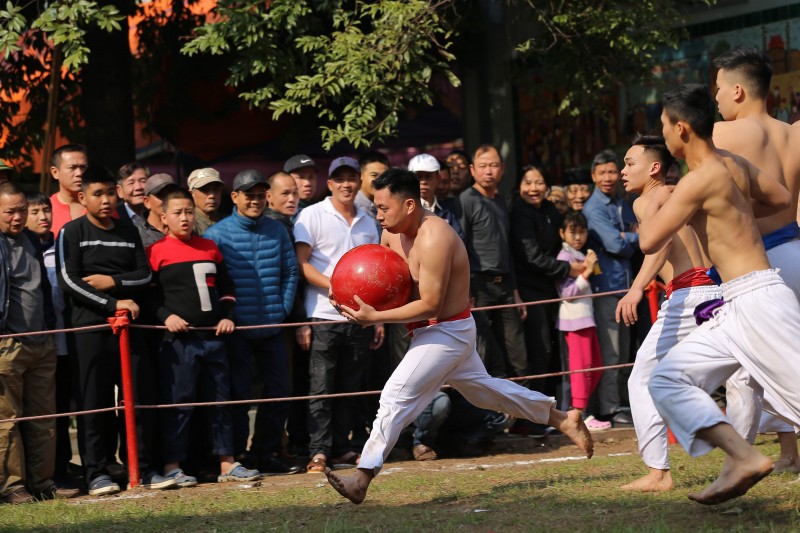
[
  {"x1": 0, "y1": 363, "x2": 635, "y2": 425},
  {"x1": 0, "y1": 288, "x2": 630, "y2": 339}
]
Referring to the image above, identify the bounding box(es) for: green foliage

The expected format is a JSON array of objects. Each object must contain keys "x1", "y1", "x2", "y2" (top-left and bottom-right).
[
  {"x1": 182, "y1": 0, "x2": 459, "y2": 150},
  {"x1": 514, "y1": 0, "x2": 715, "y2": 115},
  {"x1": 0, "y1": 0, "x2": 124, "y2": 169}
]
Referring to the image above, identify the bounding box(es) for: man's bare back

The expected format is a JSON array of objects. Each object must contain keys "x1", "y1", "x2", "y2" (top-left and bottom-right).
[
  {"x1": 642, "y1": 151, "x2": 779, "y2": 283},
  {"x1": 714, "y1": 117, "x2": 800, "y2": 234},
  {"x1": 380, "y1": 212, "x2": 471, "y2": 322}
]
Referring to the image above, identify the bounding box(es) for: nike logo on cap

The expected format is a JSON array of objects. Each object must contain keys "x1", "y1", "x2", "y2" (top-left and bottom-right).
[{"x1": 300, "y1": 158, "x2": 311, "y2": 163}]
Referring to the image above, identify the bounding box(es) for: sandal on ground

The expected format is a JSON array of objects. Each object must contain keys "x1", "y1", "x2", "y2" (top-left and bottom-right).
[{"x1": 306, "y1": 456, "x2": 327, "y2": 473}]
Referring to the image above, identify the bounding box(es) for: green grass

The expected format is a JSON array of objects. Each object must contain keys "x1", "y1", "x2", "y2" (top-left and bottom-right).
[{"x1": 2, "y1": 440, "x2": 799, "y2": 532}]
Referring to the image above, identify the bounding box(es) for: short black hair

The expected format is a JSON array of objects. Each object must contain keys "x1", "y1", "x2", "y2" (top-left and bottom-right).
[
  {"x1": 520, "y1": 164, "x2": 548, "y2": 185},
  {"x1": 372, "y1": 167, "x2": 420, "y2": 202},
  {"x1": 712, "y1": 47, "x2": 771, "y2": 100},
  {"x1": 359, "y1": 150, "x2": 390, "y2": 169},
  {"x1": 437, "y1": 160, "x2": 450, "y2": 176},
  {"x1": 162, "y1": 187, "x2": 194, "y2": 208},
  {"x1": 26, "y1": 191, "x2": 51, "y2": 208},
  {"x1": 117, "y1": 162, "x2": 150, "y2": 183},
  {"x1": 662, "y1": 84, "x2": 716, "y2": 140},
  {"x1": 563, "y1": 168, "x2": 592, "y2": 187},
  {"x1": 631, "y1": 134, "x2": 675, "y2": 176},
  {"x1": 80, "y1": 166, "x2": 116, "y2": 191},
  {"x1": 591, "y1": 149, "x2": 619, "y2": 172},
  {"x1": 562, "y1": 210, "x2": 588, "y2": 231},
  {"x1": 447, "y1": 149, "x2": 471, "y2": 165},
  {"x1": 51, "y1": 144, "x2": 87, "y2": 168},
  {"x1": 473, "y1": 144, "x2": 502, "y2": 164},
  {"x1": 0, "y1": 181, "x2": 24, "y2": 198}
]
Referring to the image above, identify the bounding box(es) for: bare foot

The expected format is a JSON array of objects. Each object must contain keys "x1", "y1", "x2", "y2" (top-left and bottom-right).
[
  {"x1": 688, "y1": 452, "x2": 773, "y2": 505},
  {"x1": 325, "y1": 467, "x2": 369, "y2": 504},
  {"x1": 772, "y1": 457, "x2": 800, "y2": 474},
  {"x1": 558, "y1": 409, "x2": 594, "y2": 459},
  {"x1": 620, "y1": 469, "x2": 673, "y2": 492}
]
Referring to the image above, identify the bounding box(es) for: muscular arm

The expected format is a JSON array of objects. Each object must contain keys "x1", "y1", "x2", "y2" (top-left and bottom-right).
[
  {"x1": 742, "y1": 157, "x2": 791, "y2": 217},
  {"x1": 294, "y1": 242, "x2": 330, "y2": 289},
  {"x1": 639, "y1": 175, "x2": 703, "y2": 254},
  {"x1": 339, "y1": 232, "x2": 451, "y2": 325}
]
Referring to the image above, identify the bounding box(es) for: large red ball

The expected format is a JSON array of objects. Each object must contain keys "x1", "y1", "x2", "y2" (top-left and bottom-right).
[{"x1": 331, "y1": 244, "x2": 412, "y2": 311}]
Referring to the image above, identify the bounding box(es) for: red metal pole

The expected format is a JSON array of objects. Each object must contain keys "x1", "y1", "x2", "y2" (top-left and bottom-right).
[{"x1": 108, "y1": 311, "x2": 140, "y2": 487}]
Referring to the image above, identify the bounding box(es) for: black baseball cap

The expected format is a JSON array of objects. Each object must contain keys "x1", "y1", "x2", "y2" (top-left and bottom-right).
[
  {"x1": 284, "y1": 154, "x2": 316, "y2": 173},
  {"x1": 232, "y1": 169, "x2": 269, "y2": 192}
]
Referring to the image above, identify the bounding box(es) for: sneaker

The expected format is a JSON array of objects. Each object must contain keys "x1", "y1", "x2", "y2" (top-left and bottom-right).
[
  {"x1": 485, "y1": 412, "x2": 515, "y2": 433},
  {"x1": 88, "y1": 475, "x2": 120, "y2": 496},
  {"x1": 140, "y1": 471, "x2": 178, "y2": 490},
  {"x1": 217, "y1": 462, "x2": 261, "y2": 483},
  {"x1": 611, "y1": 411, "x2": 634, "y2": 427},
  {"x1": 164, "y1": 469, "x2": 198, "y2": 488},
  {"x1": 584, "y1": 415, "x2": 612, "y2": 432}
]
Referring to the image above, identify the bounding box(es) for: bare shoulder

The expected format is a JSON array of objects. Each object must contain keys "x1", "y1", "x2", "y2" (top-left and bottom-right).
[
  {"x1": 417, "y1": 214, "x2": 456, "y2": 243},
  {"x1": 713, "y1": 117, "x2": 767, "y2": 149}
]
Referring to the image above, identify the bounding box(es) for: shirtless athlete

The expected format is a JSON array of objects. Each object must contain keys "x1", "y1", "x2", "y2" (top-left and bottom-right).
[
  {"x1": 614, "y1": 135, "x2": 721, "y2": 493},
  {"x1": 640, "y1": 83, "x2": 800, "y2": 505},
  {"x1": 326, "y1": 168, "x2": 593, "y2": 504},
  {"x1": 712, "y1": 47, "x2": 800, "y2": 472}
]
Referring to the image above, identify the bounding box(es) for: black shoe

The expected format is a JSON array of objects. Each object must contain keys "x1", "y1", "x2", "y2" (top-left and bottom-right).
[
  {"x1": 2, "y1": 488, "x2": 34, "y2": 504},
  {"x1": 258, "y1": 456, "x2": 304, "y2": 476},
  {"x1": 611, "y1": 411, "x2": 634, "y2": 427}
]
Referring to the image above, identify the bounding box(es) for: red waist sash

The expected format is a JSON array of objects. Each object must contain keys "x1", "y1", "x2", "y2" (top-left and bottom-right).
[
  {"x1": 406, "y1": 308, "x2": 472, "y2": 336},
  {"x1": 665, "y1": 267, "x2": 715, "y2": 298}
]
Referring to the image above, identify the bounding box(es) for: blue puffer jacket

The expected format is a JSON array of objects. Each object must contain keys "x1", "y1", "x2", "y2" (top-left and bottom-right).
[{"x1": 204, "y1": 210, "x2": 298, "y2": 338}]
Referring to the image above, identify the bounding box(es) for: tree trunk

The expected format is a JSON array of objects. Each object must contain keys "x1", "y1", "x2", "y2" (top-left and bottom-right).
[{"x1": 80, "y1": 0, "x2": 135, "y2": 171}]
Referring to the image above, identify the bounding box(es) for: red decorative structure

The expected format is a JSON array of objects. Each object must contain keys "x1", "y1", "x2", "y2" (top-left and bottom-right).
[{"x1": 108, "y1": 310, "x2": 140, "y2": 488}]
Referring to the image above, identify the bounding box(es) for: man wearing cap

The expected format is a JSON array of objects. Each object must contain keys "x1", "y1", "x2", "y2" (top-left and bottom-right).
[
  {"x1": 187, "y1": 168, "x2": 225, "y2": 236},
  {"x1": 204, "y1": 170, "x2": 301, "y2": 475},
  {"x1": 294, "y1": 157, "x2": 384, "y2": 473},
  {"x1": 116, "y1": 162, "x2": 149, "y2": 226},
  {"x1": 136, "y1": 173, "x2": 179, "y2": 247},
  {"x1": 408, "y1": 154, "x2": 463, "y2": 239},
  {"x1": 284, "y1": 155, "x2": 318, "y2": 218}
]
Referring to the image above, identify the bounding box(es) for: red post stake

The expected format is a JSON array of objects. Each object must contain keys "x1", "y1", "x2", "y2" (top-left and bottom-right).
[
  {"x1": 644, "y1": 282, "x2": 678, "y2": 445},
  {"x1": 108, "y1": 310, "x2": 140, "y2": 487}
]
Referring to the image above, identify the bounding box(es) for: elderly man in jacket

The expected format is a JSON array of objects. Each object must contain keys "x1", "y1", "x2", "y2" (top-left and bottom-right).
[{"x1": 204, "y1": 170, "x2": 301, "y2": 476}]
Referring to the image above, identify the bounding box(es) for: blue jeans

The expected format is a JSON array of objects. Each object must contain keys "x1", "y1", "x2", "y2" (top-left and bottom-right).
[
  {"x1": 413, "y1": 392, "x2": 451, "y2": 447},
  {"x1": 227, "y1": 333, "x2": 290, "y2": 456}
]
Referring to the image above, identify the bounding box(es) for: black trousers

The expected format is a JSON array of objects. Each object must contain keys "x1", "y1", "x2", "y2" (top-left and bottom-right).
[
  {"x1": 471, "y1": 276, "x2": 529, "y2": 387},
  {"x1": 73, "y1": 329, "x2": 156, "y2": 484},
  {"x1": 307, "y1": 320, "x2": 371, "y2": 458},
  {"x1": 518, "y1": 286, "x2": 560, "y2": 397}
]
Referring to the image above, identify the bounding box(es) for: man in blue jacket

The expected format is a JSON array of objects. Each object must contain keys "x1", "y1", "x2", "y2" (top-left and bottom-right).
[
  {"x1": 582, "y1": 150, "x2": 638, "y2": 427},
  {"x1": 204, "y1": 170, "x2": 301, "y2": 475}
]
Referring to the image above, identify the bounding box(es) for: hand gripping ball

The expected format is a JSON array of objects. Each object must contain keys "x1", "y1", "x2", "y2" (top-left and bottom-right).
[{"x1": 330, "y1": 244, "x2": 412, "y2": 311}]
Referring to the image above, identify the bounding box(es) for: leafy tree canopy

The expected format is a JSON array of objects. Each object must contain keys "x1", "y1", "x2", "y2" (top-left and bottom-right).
[{"x1": 0, "y1": 0, "x2": 711, "y2": 168}]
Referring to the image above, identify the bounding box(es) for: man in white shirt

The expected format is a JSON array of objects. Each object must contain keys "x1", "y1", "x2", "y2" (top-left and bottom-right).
[{"x1": 294, "y1": 157, "x2": 385, "y2": 473}]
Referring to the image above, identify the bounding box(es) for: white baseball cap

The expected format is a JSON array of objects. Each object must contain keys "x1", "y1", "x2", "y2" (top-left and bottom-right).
[{"x1": 408, "y1": 154, "x2": 440, "y2": 173}]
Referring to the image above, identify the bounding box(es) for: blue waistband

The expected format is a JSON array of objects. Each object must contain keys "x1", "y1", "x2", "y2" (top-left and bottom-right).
[
  {"x1": 762, "y1": 221, "x2": 800, "y2": 251},
  {"x1": 707, "y1": 222, "x2": 800, "y2": 284}
]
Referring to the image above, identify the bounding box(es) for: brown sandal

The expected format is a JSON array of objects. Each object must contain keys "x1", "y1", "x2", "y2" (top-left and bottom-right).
[{"x1": 306, "y1": 456, "x2": 326, "y2": 473}]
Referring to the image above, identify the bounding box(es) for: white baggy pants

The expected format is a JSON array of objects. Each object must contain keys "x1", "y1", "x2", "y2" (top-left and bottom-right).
[
  {"x1": 358, "y1": 315, "x2": 556, "y2": 475},
  {"x1": 628, "y1": 285, "x2": 722, "y2": 470},
  {"x1": 726, "y1": 241, "x2": 800, "y2": 437},
  {"x1": 649, "y1": 270, "x2": 800, "y2": 457}
]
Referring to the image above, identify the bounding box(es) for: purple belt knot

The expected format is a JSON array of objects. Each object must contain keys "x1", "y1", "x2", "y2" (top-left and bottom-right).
[{"x1": 694, "y1": 298, "x2": 725, "y2": 325}]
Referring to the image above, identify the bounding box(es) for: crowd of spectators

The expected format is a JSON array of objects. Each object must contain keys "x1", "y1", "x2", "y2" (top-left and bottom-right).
[{"x1": 0, "y1": 141, "x2": 647, "y2": 503}]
